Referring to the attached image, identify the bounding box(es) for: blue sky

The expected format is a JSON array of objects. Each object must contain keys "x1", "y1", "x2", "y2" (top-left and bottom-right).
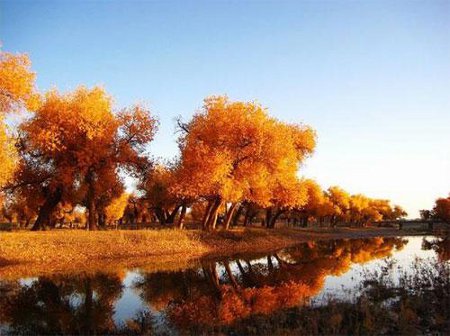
[{"x1": 1, "y1": 0, "x2": 449, "y2": 217}]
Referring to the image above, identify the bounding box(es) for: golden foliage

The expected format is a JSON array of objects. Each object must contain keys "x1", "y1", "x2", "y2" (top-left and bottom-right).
[
  {"x1": 0, "y1": 50, "x2": 39, "y2": 188},
  {"x1": 0, "y1": 120, "x2": 16, "y2": 187},
  {"x1": 105, "y1": 192, "x2": 129, "y2": 224},
  {"x1": 0, "y1": 51, "x2": 40, "y2": 113},
  {"x1": 175, "y1": 96, "x2": 316, "y2": 204}
]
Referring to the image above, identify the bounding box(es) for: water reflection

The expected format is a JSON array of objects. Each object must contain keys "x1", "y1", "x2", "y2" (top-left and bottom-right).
[
  {"x1": 0, "y1": 273, "x2": 123, "y2": 334},
  {"x1": 423, "y1": 236, "x2": 450, "y2": 261},
  {"x1": 0, "y1": 236, "x2": 448, "y2": 335}
]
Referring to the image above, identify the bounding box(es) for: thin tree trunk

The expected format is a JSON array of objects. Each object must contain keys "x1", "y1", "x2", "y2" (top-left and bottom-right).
[
  {"x1": 82, "y1": 278, "x2": 94, "y2": 334},
  {"x1": 177, "y1": 204, "x2": 187, "y2": 229},
  {"x1": 267, "y1": 255, "x2": 274, "y2": 272},
  {"x1": 224, "y1": 203, "x2": 238, "y2": 230},
  {"x1": 243, "y1": 209, "x2": 250, "y2": 227},
  {"x1": 202, "y1": 200, "x2": 214, "y2": 230},
  {"x1": 85, "y1": 169, "x2": 98, "y2": 231},
  {"x1": 274, "y1": 254, "x2": 287, "y2": 268},
  {"x1": 134, "y1": 204, "x2": 139, "y2": 229},
  {"x1": 248, "y1": 212, "x2": 257, "y2": 227},
  {"x1": 87, "y1": 195, "x2": 97, "y2": 231},
  {"x1": 202, "y1": 262, "x2": 221, "y2": 295},
  {"x1": 232, "y1": 204, "x2": 244, "y2": 227},
  {"x1": 265, "y1": 208, "x2": 273, "y2": 228},
  {"x1": 236, "y1": 260, "x2": 246, "y2": 275},
  {"x1": 302, "y1": 215, "x2": 309, "y2": 227},
  {"x1": 224, "y1": 261, "x2": 239, "y2": 289},
  {"x1": 206, "y1": 198, "x2": 222, "y2": 230},
  {"x1": 98, "y1": 211, "x2": 106, "y2": 228}
]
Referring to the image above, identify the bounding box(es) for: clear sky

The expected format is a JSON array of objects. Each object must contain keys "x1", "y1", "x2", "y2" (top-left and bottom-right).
[{"x1": 1, "y1": 0, "x2": 449, "y2": 218}]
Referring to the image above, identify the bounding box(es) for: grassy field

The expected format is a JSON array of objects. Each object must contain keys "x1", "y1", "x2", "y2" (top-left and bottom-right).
[{"x1": 0, "y1": 227, "x2": 422, "y2": 278}]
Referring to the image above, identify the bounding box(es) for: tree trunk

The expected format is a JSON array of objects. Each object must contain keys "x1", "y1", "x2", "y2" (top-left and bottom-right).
[
  {"x1": 166, "y1": 204, "x2": 181, "y2": 224},
  {"x1": 155, "y1": 207, "x2": 166, "y2": 225},
  {"x1": 302, "y1": 215, "x2": 309, "y2": 227},
  {"x1": 248, "y1": 212, "x2": 257, "y2": 226},
  {"x1": 134, "y1": 204, "x2": 139, "y2": 229},
  {"x1": 267, "y1": 255, "x2": 274, "y2": 272},
  {"x1": 224, "y1": 203, "x2": 238, "y2": 230},
  {"x1": 177, "y1": 204, "x2": 187, "y2": 229},
  {"x1": 265, "y1": 208, "x2": 273, "y2": 228},
  {"x1": 330, "y1": 215, "x2": 337, "y2": 228},
  {"x1": 269, "y1": 209, "x2": 284, "y2": 229},
  {"x1": 243, "y1": 210, "x2": 249, "y2": 227},
  {"x1": 82, "y1": 278, "x2": 94, "y2": 334},
  {"x1": 32, "y1": 186, "x2": 62, "y2": 231},
  {"x1": 98, "y1": 211, "x2": 106, "y2": 228},
  {"x1": 87, "y1": 195, "x2": 97, "y2": 231},
  {"x1": 232, "y1": 204, "x2": 244, "y2": 227},
  {"x1": 206, "y1": 198, "x2": 222, "y2": 230},
  {"x1": 224, "y1": 261, "x2": 239, "y2": 289},
  {"x1": 202, "y1": 200, "x2": 214, "y2": 230},
  {"x1": 202, "y1": 262, "x2": 221, "y2": 296}
]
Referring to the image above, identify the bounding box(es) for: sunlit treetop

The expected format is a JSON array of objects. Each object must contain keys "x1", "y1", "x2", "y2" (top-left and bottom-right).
[
  {"x1": 174, "y1": 95, "x2": 316, "y2": 208},
  {"x1": 22, "y1": 86, "x2": 116, "y2": 156},
  {"x1": 0, "y1": 50, "x2": 39, "y2": 189},
  {"x1": 0, "y1": 51, "x2": 40, "y2": 113}
]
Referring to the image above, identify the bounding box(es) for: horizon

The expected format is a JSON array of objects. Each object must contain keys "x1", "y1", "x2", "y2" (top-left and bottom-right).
[{"x1": 1, "y1": 0, "x2": 449, "y2": 218}]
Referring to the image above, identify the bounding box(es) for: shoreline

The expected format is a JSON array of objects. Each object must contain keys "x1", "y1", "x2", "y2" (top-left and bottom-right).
[{"x1": 0, "y1": 227, "x2": 431, "y2": 279}]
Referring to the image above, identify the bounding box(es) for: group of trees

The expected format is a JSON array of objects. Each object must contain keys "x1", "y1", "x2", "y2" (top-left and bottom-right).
[
  {"x1": 0, "y1": 49, "x2": 406, "y2": 231},
  {"x1": 420, "y1": 194, "x2": 450, "y2": 224}
]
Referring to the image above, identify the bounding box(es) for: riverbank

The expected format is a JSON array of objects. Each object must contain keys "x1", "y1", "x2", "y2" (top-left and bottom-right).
[{"x1": 0, "y1": 227, "x2": 428, "y2": 278}]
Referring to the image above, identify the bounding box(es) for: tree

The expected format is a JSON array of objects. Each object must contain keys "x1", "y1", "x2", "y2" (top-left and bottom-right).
[
  {"x1": 16, "y1": 87, "x2": 117, "y2": 230},
  {"x1": 294, "y1": 179, "x2": 325, "y2": 227},
  {"x1": 175, "y1": 96, "x2": 316, "y2": 230},
  {"x1": 420, "y1": 209, "x2": 432, "y2": 221},
  {"x1": 326, "y1": 186, "x2": 350, "y2": 227},
  {"x1": 13, "y1": 86, "x2": 157, "y2": 230},
  {"x1": 264, "y1": 177, "x2": 308, "y2": 228},
  {"x1": 0, "y1": 51, "x2": 40, "y2": 113},
  {"x1": 388, "y1": 204, "x2": 407, "y2": 220},
  {"x1": 0, "y1": 50, "x2": 39, "y2": 189},
  {"x1": 433, "y1": 195, "x2": 450, "y2": 224},
  {"x1": 140, "y1": 163, "x2": 181, "y2": 225}
]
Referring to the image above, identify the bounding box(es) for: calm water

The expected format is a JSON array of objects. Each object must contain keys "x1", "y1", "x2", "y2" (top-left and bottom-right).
[{"x1": 0, "y1": 235, "x2": 448, "y2": 335}]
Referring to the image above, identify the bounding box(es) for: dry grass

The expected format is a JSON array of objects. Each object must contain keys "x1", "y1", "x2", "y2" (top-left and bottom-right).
[{"x1": 0, "y1": 226, "x2": 415, "y2": 278}]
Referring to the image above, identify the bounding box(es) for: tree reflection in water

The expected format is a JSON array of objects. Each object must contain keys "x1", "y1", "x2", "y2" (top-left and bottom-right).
[
  {"x1": 0, "y1": 237, "x2": 411, "y2": 335},
  {"x1": 423, "y1": 236, "x2": 450, "y2": 262},
  {"x1": 0, "y1": 273, "x2": 123, "y2": 335},
  {"x1": 136, "y1": 237, "x2": 407, "y2": 331}
]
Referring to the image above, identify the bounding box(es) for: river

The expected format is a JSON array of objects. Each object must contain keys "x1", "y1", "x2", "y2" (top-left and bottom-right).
[{"x1": 0, "y1": 235, "x2": 448, "y2": 335}]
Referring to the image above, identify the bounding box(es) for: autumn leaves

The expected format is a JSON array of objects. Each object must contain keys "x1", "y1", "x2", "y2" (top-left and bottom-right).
[
  {"x1": 17, "y1": 87, "x2": 157, "y2": 230},
  {"x1": 172, "y1": 96, "x2": 317, "y2": 230},
  {"x1": 0, "y1": 52, "x2": 39, "y2": 188},
  {"x1": 1, "y1": 49, "x2": 408, "y2": 231}
]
